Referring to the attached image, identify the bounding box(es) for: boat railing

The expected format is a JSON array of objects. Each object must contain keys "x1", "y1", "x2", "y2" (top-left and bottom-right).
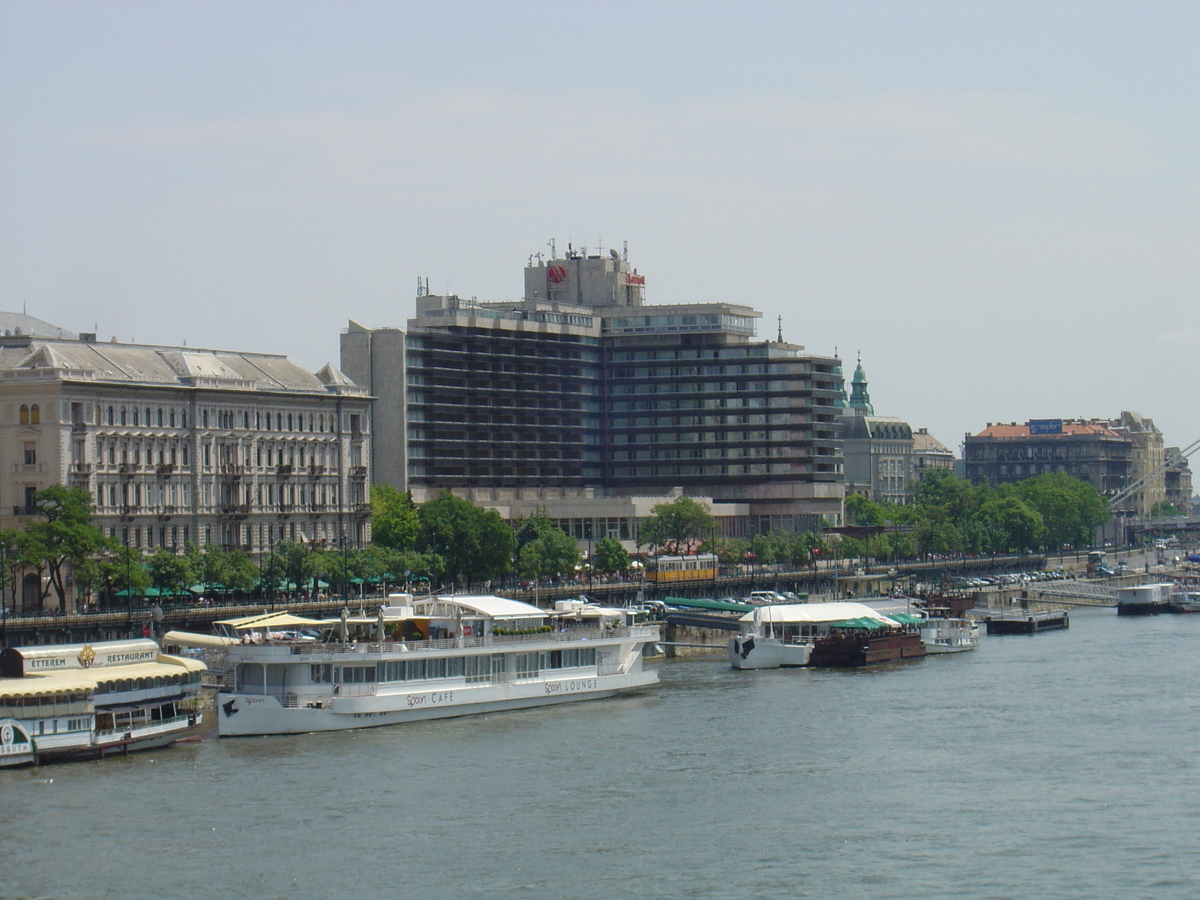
[
  {"x1": 282, "y1": 626, "x2": 657, "y2": 656},
  {"x1": 95, "y1": 712, "x2": 198, "y2": 742}
]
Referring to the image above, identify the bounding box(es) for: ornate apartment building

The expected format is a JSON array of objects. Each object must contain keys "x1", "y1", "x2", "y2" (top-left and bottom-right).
[
  {"x1": 963, "y1": 419, "x2": 1132, "y2": 498},
  {"x1": 0, "y1": 321, "x2": 372, "y2": 563},
  {"x1": 838, "y1": 357, "x2": 919, "y2": 505}
]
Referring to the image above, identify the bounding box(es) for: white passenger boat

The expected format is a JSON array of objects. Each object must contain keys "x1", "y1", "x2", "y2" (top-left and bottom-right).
[
  {"x1": 728, "y1": 602, "x2": 903, "y2": 669},
  {"x1": 918, "y1": 616, "x2": 981, "y2": 653},
  {"x1": 0, "y1": 640, "x2": 206, "y2": 767},
  {"x1": 213, "y1": 595, "x2": 659, "y2": 736}
]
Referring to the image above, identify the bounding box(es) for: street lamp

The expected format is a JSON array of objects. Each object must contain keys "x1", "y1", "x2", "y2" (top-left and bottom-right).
[
  {"x1": 340, "y1": 528, "x2": 349, "y2": 606},
  {"x1": 124, "y1": 529, "x2": 132, "y2": 630},
  {"x1": 0, "y1": 539, "x2": 7, "y2": 650}
]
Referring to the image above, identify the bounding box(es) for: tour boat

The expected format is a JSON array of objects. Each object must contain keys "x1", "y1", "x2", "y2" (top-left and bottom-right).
[
  {"x1": 0, "y1": 639, "x2": 206, "y2": 767},
  {"x1": 918, "y1": 616, "x2": 981, "y2": 653},
  {"x1": 211, "y1": 595, "x2": 659, "y2": 737},
  {"x1": 728, "y1": 601, "x2": 920, "y2": 669}
]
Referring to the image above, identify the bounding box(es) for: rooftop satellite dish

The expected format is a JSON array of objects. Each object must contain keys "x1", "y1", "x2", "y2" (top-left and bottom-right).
[{"x1": 610, "y1": 248, "x2": 619, "y2": 259}]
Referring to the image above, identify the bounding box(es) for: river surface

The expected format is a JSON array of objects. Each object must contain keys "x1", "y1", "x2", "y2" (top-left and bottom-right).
[{"x1": 4, "y1": 606, "x2": 1200, "y2": 900}]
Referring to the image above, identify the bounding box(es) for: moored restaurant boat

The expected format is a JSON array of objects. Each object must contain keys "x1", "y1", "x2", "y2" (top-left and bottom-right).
[
  {"x1": 209, "y1": 594, "x2": 659, "y2": 737},
  {"x1": 0, "y1": 640, "x2": 206, "y2": 767},
  {"x1": 728, "y1": 602, "x2": 925, "y2": 669}
]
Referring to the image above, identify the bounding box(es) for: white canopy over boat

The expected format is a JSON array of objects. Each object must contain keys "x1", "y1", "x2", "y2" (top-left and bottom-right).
[
  {"x1": 737, "y1": 602, "x2": 896, "y2": 626},
  {"x1": 413, "y1": 595, "x2": 545, "y2": 620}
]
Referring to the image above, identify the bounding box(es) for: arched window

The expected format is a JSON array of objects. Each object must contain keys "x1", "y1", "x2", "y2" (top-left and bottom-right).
[
  {"x1": 145, "y1": 408, "x2": 151, "y2": 426},
  {"x1": 120, "y1": 407, "x2": 127, "y2": 426},
  {"x1": 29, "y1": 404, "x2": 38, "y2": 424},
  {"x1": 107, "y1": 406, "x2": 115, "y2": 426},
  {"x1": 19, "y1": 404, "x2": 28, "y2": 425},
  {"x1": 132, "y1": 408, "x2": 139, "y2": 426},
  {"x1": 287, "y1": 413, "x2": 293, "y2": 431},
  {"x1": 202, "y1": 410, "x2": 209, "y2": 428}
]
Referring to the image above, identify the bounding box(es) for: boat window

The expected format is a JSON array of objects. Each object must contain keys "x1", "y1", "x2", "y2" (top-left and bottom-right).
[
  {"x1": 513, "y1": 653, "x2": 539, "y2": 680},
  {"x1": 310, "y1": 664, "x2": 333, "y2": 683},
  {"x1": 560, "y1": 648, "x2": 597, "y2": 668},
  {"x1": 341, "y1": 666, "x2": 375, "y2": 684},
  {"x1": 464, "y1": 655, "x2": 490, "y2": 684},
  {"x1": 238, "y1": 664, "x2": 265, "y2": 692}
]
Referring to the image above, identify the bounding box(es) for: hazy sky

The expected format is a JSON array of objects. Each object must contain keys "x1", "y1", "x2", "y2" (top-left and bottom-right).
[{"x1": 2, "y1": 1, "x2": 1197, "y2": 456}]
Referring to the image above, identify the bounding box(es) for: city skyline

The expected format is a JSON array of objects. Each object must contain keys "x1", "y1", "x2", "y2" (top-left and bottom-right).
[{"x1": 2, "y1": 1, "x2": 1197, "y2": 454}]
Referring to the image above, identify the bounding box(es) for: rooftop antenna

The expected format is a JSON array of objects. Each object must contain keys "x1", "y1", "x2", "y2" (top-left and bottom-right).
[
  {"x1": 549, "y1": 239, "x2": 557, "y2": 258},
  {"x1": 622, "y1": 241, "x2": 628, "y2": 262},
  {"x1": 777, "y1": 315, "x2": 783, "y2": 342}
]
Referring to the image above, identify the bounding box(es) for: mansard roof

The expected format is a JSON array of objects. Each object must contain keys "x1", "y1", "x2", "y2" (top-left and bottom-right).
[{"x1": 0, "y1": 336, "x2": 366, "y2": 397}]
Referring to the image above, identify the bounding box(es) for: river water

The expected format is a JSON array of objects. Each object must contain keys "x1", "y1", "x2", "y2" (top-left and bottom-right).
[{"x1": 4, "y1": 607, "x2": 1199, "y2": 900}]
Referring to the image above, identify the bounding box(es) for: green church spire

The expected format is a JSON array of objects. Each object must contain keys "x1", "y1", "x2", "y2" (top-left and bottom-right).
[{"x1": 847, "y1": 353, "x2": 873, "y2": 415}]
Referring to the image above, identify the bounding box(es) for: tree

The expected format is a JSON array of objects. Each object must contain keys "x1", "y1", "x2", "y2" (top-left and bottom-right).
[
  {"x1": 514, "y1": 512, "x2": 580, "y2": 581},
  {"x1": 76, "y1": 544, "x2": 150, "y2": 604},
  {"x1": 21, "y1": 485, "x2": 113, "y2": 610},
  {"x1": 702, "y1": 535, "x2": 749, "y2": 567},
  {"x1": 845, "y1": 494, "x2": 886, "y2": 527},
  {"x1": 269, "y1": 541, "x2": 321, "y2": 593},
  {"x1": 147, "y1": 548, "x2": 194, "y2": 596},
  {"x1": 222, "y1": 549, "x2": 261, "y2": 593},
  {"x1": 911, "y1": 469, "x2": 977, "y2": 523},
  {"x1": 638, "y1": 496, "x2": 715, "y2": 555},
  {"x1": 371, "y1": 483, "x2": 420, "y2": 551},
  {"x1": 1017, "y1": 474, "x2": 1109, "y2": 550},
  {"x1": 975, "y1": 496, "x2": 1045, "y2": 553},
  {"x1": 594, "y1": 535, "x2": 629, "y2": 576},
  {"x1": 417, "y1": 492, "x2": 514, "y2": 586}
]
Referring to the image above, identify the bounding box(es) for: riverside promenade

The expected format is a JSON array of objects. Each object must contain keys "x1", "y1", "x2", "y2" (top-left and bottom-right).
[{"x1": 0, "y1": 551, "x2": 1087, "y2": 646}]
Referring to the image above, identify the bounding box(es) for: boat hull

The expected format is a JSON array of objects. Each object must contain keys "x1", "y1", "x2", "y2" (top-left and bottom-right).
[
  {"x1": 217, "y1": 670, "x2": 657, "y2": 736},
  {"x1": 1, "y1": 713, "x2": 203, "y2": 767},
  {"x1": 808, "y1": 632, "x2": 926, "y2": 667},
  {"x1": 728, "y1": 636, "x2": 812, "y2": 669}
]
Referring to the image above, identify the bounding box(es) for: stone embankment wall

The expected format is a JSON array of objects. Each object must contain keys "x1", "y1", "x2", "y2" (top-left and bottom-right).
[{"x1": 657, "y1": 619, "x2": 735, "y2": 658}]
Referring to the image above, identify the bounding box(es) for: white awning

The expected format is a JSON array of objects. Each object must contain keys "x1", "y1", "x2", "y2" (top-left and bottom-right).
[
  {"x1": 162, "y1": 630, "x2": 239, "y2": 650},
  {"x1": 737, "y1": 602, "x2": 895, "y2": 625},
  {"x1": 414, "y1": 594, "x2": 545, "y2": 620}
]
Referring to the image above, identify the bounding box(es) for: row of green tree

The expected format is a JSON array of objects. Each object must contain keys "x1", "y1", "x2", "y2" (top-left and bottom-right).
[
  {"x1": 841, "y1": 470, "x2": 1111, "y2": 558},
  {"x1": 1, "y1": 472, "x2": 1115, "y2": 611}
]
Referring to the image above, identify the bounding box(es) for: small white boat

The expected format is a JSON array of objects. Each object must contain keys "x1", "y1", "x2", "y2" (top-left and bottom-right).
[{"x1": 918, "y1": 617, "x2": 981, "y2": 654}]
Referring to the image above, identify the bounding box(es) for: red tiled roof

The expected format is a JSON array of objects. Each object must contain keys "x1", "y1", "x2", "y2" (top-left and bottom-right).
[{"x1": 974, "y1": 422, "x2": 1121, "y2": 438}]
